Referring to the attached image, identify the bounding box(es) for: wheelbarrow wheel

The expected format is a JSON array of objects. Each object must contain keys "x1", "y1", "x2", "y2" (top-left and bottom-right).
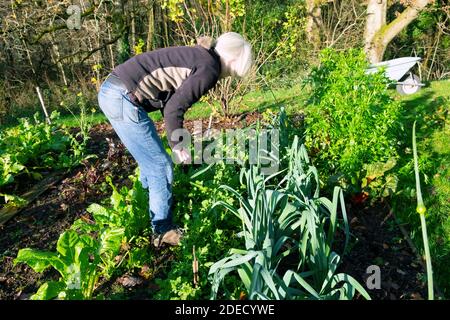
[{"x1": 397, "y1": 74, "x2": 421, "y2": 95}]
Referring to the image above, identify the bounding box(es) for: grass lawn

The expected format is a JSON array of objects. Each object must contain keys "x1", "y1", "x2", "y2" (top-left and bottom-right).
[
  {"x1": 391, "y1": 79, "x2": 450, "y2": 297},
  {"x1": 50, "y1": 83, "x2": 306, "y2": 127}
]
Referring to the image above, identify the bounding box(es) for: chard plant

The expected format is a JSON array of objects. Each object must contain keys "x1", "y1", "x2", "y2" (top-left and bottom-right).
[
  {"x1": 0, "y1": 111, "x2": 92, "y2": 207},
  {"x1": 15, "y1": 226, "x2": 125, "y2": 300},
  {"x1": 14, "y1": 170, "x2": 151, "y2": 299},
  {"x1": 16, "y1": 230, "x2": 101, "y2": 300},
  {"x1": 78, "y1": 174, "x2": 149, "y2": 239},
  {"x1": 15, "y1": 221, "x2": 125, "y2": 300}
]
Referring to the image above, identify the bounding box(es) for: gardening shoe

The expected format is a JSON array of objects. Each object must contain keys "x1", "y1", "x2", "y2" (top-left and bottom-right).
[{"x1": 153, "y1": 227, "x2": 184, "y2": 247}]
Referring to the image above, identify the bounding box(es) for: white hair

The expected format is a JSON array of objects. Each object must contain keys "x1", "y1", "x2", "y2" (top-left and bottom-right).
[{"x1": 213, "y1": 32, "x2": 253, "y2": 78}]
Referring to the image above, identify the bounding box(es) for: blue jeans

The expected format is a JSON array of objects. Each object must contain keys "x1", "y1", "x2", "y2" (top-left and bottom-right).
[{"x1": 98, "y1": 75, "x2": 174, "y2": 234}]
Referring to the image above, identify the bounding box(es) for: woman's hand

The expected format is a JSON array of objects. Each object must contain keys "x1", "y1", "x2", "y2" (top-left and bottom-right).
[{"x1": 172, "y1": 147, "x2": 192, "y2": 164}]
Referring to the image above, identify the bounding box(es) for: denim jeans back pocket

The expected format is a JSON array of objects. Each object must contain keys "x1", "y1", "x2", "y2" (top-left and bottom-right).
[
  {"x1": 122, "y1": 95, "x2": 142, "y2": 124},
  {"x1": 98, "y1": 87, "x2": 124, "y2": 121}
]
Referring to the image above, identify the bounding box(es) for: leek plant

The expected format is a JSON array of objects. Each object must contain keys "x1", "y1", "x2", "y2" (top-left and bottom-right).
[
  {"x1": 412, "y1": 121, "x2": 434, "y2": 300},
  {"x1": 208, "y1": 136, "x2": 370, "y2": 300}
]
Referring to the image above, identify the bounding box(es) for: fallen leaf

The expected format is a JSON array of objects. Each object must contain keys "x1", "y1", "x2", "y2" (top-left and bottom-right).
[
  {"x1": 147, "y1": 283, "x2": 160, "y2": 291},
  {"x1": 139, "y1": 265, "x2": 152, "y2": 279},
  {"x1": 411, "y1": 292, "x2": 424, "y2": 300},
  {"x1": 121, "y1": 242, "x2": 130, "y2": 251},
  {"x1": 396, "y1": 268, "x2": 406, "y2": 275},
  {"x1": 117, "y1": 275, "x2": 143, "y2": 288},
  {"x1": 351, "y1": 192, "x2": 369, "y2": 204},
  {"x1": 14, "y1": 290, "x2": 22, "y2": 300},
  {"x1": 19, "y1": 293, "x2": 32, "y2": 300},
  {"x1": 390, "y1": 282, "x2": 400, "y2": 290}
]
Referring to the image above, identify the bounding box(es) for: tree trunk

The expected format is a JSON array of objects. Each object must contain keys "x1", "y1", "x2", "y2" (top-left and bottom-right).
[
  {"x1": 364, "y1": 0, "x2": 387, "y2": 63},
  {"x1": 305, "y1": 0, "x2": 325, "y2": 51},
  {"x1": 130, "y1": 0, "x2": 136, "y2": 53},
  {"x1": 103, "y1": 1, "x2": 116, "y2": 69},
  {"x1": 116, "y1": 0, "x2": 131, "y2": 63},
  {"x1": 146, "y1": 0, "x2": 155, "y2": 51},
  {"x1": 50, "y1": 37, "x2": 68, "y2": 86},
  {"x1": 107, "y1": 22, "x2": 116, "y2": 69},
  {"x1": 365, "y1": 0, "x2": 432, "y2": 63},
  {"x1": 224, "y1": 0, "x2": 231, "y2": 32},
  {"x1": 162, "y1": 4, "x2": 170, "y2": 47}
]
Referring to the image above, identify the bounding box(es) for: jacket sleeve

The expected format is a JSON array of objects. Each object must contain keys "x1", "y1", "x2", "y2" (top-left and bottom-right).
[{"x1": 163, "y1": 64, "x2": 219, "y2": 148}]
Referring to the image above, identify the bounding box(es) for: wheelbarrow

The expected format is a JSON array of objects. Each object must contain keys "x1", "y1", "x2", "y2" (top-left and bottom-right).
[{"x1": 366, "y1": 57, "x2": 424, "y2": 95}]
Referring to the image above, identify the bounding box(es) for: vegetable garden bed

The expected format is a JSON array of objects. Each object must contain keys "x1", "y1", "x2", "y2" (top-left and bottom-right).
[{"x1": 0, "y1": 117, "x2": 427, "y2": 300}]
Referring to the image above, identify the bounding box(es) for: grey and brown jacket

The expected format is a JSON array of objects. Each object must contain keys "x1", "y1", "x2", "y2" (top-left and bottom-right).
[{"x1": 112, "y1": 45, "x2": 221, "y2": 148}]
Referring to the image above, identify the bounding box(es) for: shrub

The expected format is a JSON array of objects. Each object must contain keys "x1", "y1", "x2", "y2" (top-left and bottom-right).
[{"x1": 304, "y1": 48, "x2": 401, "y2": 190}]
